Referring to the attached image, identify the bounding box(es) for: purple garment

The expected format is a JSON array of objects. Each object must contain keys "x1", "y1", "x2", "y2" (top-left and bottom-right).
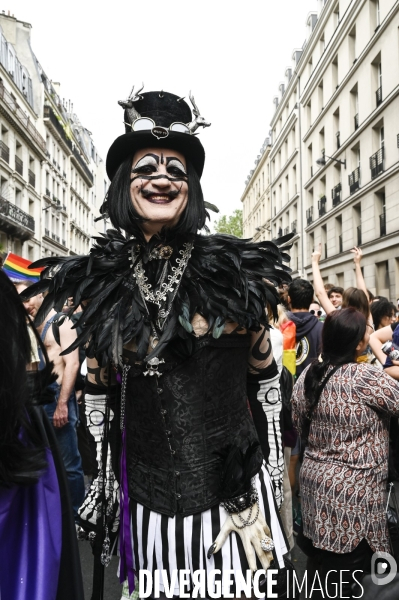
[
  {"x1": 0, "y1": 448, "x2": 62, "y2": 600},
  {"x1": 119, "y1": 428, "x2": 136, "y2": 594}
]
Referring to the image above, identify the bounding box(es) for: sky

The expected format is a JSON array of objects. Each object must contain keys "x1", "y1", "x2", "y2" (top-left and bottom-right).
[{"x1": 9, "y1": 0, "x2": 319, "y2": 226}]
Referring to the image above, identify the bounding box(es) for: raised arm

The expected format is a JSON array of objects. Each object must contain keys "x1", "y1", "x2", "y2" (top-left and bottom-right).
[
  {"x1": 369, "y1": 325, "x2": 393, "y2": 366},
  {"x1": 311, "y1": 244, "x2": 336, "y2": 315},
  {"x1": 351, "y1": 246, "x2": 369, "y2": 299}
]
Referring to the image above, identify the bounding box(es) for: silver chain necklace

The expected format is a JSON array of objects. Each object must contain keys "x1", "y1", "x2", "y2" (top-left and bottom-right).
[{"x1": 130, "y1": 242, "x2": 193, "y2": 333}]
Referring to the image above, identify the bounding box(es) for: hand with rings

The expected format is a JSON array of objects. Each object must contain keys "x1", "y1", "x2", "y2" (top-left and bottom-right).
[{"x1": 207, "y1": 504, "x2": 275, "y2": 574}]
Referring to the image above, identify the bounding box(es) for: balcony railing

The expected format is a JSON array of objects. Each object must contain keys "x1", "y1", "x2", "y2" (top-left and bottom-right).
[
  {"x1": 380, "y1": 212, "x2": 386, "y2": 236},
  {"x1": 370, "y1": 147, "x2": 384, "y2": 179},
  {"x1": 0, "y1": 140, "x2": 9, "y2": 163},
  {"x1": 349, "y1": 167, "x2": 360, "y2": 194},
  {"x1": 62, "y1": 239, "x2": 66, "y2": 246},
  {"x1": 0, "y1": 83, "x2": 46, "y2": 152},
  {"x1": 283, "y1": 226, "x2": 289, "y2": 235},
  {"x1": 28, "y1": 169, "x2": 35, "y2": 188},
  {"x1": 15, "y1": 155, "x2": 23, "y2": 176},
  {"x1": 338, "y1": 234, "x2": 343, "y2": 253},
  {"x1": 376, "y1": 86, "x2": 382, "y2": 107},
  {"x1": 318, "y1": 195, "x2": 327, "y2": 217},
  {"x1": 45, "y1": 228, "x2": 50, "y2": 236},
  {"x1": 0, "y1": 194, "x2": 34, "y2": 236},
  {"x1": 291, "y1": 220, "x2": 297, "y2": 234},
  {"x1": 354, "y1": 113, "x2": 359, "y2": 130},
  {"x1": 332, "y1": 182, "x2": 341, "y2": 206},
  {"x1": 52, "y1": 233, "x2": 60, "y2": 243},
  {"x1": 357, "y1": 225, "x2": 362, "y2": 246},
  {"x1": 306, "y1": 206, "x2": 313, "y2": 225}
]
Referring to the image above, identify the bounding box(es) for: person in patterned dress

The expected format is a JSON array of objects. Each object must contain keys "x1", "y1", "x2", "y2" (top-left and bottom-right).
[{"x1": 292, "y1": 307, "x2": 399, "y2": 598}]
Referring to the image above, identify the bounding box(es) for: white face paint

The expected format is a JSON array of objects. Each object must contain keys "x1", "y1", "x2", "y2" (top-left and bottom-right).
[{"x1": 130, "y1": 147, "x2": 189, "y2": 240}]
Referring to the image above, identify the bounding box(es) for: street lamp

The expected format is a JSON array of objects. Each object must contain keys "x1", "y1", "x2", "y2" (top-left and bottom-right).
[{"x1": 316, "y1": 153, "x2": 346, "y2": 169}]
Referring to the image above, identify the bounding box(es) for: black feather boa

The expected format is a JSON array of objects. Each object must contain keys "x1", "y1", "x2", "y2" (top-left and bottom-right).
[{"x1": 22, "y1": 230, "x2": 292, "y2": 366}]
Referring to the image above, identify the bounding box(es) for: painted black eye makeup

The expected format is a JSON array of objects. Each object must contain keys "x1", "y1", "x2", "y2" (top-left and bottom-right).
[
  {"x1": 130, "y1": 153, "x2": 188, "y2": 183},
  {"x1": 166, "y1": 157, "x2": 187, "y2": 177},
  {"x1": 132, "y1": 154, "x2": 159, "y2": 172}
]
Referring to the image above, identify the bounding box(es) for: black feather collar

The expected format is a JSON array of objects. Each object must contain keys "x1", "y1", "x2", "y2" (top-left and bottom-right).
[{"x1": 23, "y1": 230, "x2": 292, "y2": 366}]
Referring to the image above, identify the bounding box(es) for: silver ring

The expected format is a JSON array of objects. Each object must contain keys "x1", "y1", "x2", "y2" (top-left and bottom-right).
[{"x1": 260, "y1": 536, "x2": 274, "y2": 552}]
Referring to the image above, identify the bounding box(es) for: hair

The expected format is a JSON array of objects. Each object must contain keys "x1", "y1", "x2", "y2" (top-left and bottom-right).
[
  {"x1": 302, "y1": 308, "x2": 367, "y2": 442},
  {"x1": 370, "y1": 298, "x2": 396, "y2": 330},
  {"x1": 106, "y1": 154, "x2": 207, "y2": 239},
  {"x1": 327, "y1": 286, "x2": 344, "y2": 298},
  {"x1": 288, "y1": 279, "x2": 314, "y2": 310},
  {"x1": 324, "y1": 283, "x2": 334, "y2": 292},
  {"x1": 341, "y1": 287, "x2": 370, "y2": 320},
  {"x1": 367, "y1": 289, "x2": 375, "y2": 302},
  {"x1": 0, "y1": 271, "x2": 47, "y2": 485}
]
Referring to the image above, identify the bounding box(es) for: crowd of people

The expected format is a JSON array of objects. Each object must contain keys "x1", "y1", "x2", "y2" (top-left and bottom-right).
[{"x1": 1, "y1": 85, "x2": 399, "y2": 600}]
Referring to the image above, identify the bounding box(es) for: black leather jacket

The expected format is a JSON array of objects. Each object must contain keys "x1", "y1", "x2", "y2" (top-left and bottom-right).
[{"x1": 125, "y1": 334, "x2": 263, "y2": 517}]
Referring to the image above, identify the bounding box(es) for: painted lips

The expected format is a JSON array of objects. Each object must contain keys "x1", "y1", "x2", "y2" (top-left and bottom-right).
[{"x1": 144, "y1": 194, "x2": 175, "y2": 204}]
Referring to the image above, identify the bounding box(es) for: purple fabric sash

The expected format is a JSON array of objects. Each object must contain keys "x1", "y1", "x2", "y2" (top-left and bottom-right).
[
  {"x1": 119, "y1": 427, "x2": 136, "y2": 593},
  {"x1": 0, "y1": 448, "x2": 62, "y2": 600}
]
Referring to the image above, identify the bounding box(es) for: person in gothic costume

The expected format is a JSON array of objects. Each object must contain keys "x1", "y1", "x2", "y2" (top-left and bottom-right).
[{"x1": 22, "y1": 86, "x2": 296, "y2": 599}]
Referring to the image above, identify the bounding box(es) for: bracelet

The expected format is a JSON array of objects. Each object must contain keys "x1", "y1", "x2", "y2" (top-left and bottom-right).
[
  {"x1": 230, "y1": 500, "x2": 260, "y2": 530},
  {"x1": 222, "y1": 486, "x2": 258, "y2": 514}
]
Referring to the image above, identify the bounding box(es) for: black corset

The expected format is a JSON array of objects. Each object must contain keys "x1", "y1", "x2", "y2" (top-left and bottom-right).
[{"x1": 125, "y1": 334, "x2": 263, "y2": 516}]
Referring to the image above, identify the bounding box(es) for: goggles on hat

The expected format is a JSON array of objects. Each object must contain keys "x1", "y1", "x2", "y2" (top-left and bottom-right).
[
  {"x1": 310, "y1": 309, "x2": 323, "y2": 317},
  {"x1": 124, "y1": 117, "x2": 191, "y2": 140}
]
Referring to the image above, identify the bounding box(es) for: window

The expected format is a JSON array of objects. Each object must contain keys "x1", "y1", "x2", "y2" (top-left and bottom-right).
[
  {"x1": 318, "y1": 80, "x2": 324, "y2": 112},
  {"x1": 353, "y1": 204, "x2": 361, "y2": 246},
  {"x1": 375, "y1": 189, "x2": 386, "y2": 236},
  {"x1": 375, "y1": 260, "x2": 390, "y2": 296},
  {"x1": 332, "y1": 55, "x2": 339, "y2": 90},
  {"x1": 319, "y1": 33, "x2": 325, "y2": 54},
  {"x1": 349, "y1": 25, "x2": 356, "y2": 64},
  {"x1": 335, "y1": 215, "x2": 343, "y2": 254},
  {"x1": 321, "y1": 225, "x2": 327, "y2": 259},
  {"x1": 350, "y1": 83, "x2": 359, "y2": 130},
  {"x1": 333, "y1": 3, "x2": 340, "y2": 27},
  {"x1": 319, "y1": 127, "x2": 325, "y2": 157}
]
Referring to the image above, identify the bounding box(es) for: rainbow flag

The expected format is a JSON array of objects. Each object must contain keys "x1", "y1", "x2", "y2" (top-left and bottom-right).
[{"x1": 2, "y1": 252, "x2": 44, "y2": 283}]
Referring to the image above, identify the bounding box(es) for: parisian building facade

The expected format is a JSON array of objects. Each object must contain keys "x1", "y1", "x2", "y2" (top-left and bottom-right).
[
  {"x1": 0, "y1": 12, "x2": 107, "y2": 263},
  {"x1": 241, "y1": 0, "x2": 399, "y2": 300}
]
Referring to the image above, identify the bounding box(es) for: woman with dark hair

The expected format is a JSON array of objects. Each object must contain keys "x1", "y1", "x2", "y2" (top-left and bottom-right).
[
  {"x1": 341, "y1": 286, "x2": 371, "y2": 322},
  {"x1": 371, "y1": 298, "x2": 397, "y2": 330},
  {"x1": 0, "y1": 270, "x2": 84, "y2": 600},
  {"x1": 22, "y1": 88, "x2": 294, "y2": 599},
  {"x1": 292, "y1": 308, "x2": 399, "y2": 598}
]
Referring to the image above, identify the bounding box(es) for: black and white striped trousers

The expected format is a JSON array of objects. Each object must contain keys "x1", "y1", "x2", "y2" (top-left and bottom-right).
[{"x1": 126, "y1": 463, "x2": 288, "y2": 598}]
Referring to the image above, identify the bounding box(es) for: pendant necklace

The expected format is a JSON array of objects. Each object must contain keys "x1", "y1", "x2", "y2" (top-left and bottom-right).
[{"x1": 129, "y1": 241, "x2": 194, "y2": 347}]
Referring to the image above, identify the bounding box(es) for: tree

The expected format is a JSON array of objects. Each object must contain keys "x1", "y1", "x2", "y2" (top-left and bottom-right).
[{"x1": 213, "y1": 209, "x2": 243, "y2": 238}]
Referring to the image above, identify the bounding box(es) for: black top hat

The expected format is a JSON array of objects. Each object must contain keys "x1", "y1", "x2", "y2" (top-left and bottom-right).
[{"x1": 106, "y1": 89, "x2": 209, "y2": 180}]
